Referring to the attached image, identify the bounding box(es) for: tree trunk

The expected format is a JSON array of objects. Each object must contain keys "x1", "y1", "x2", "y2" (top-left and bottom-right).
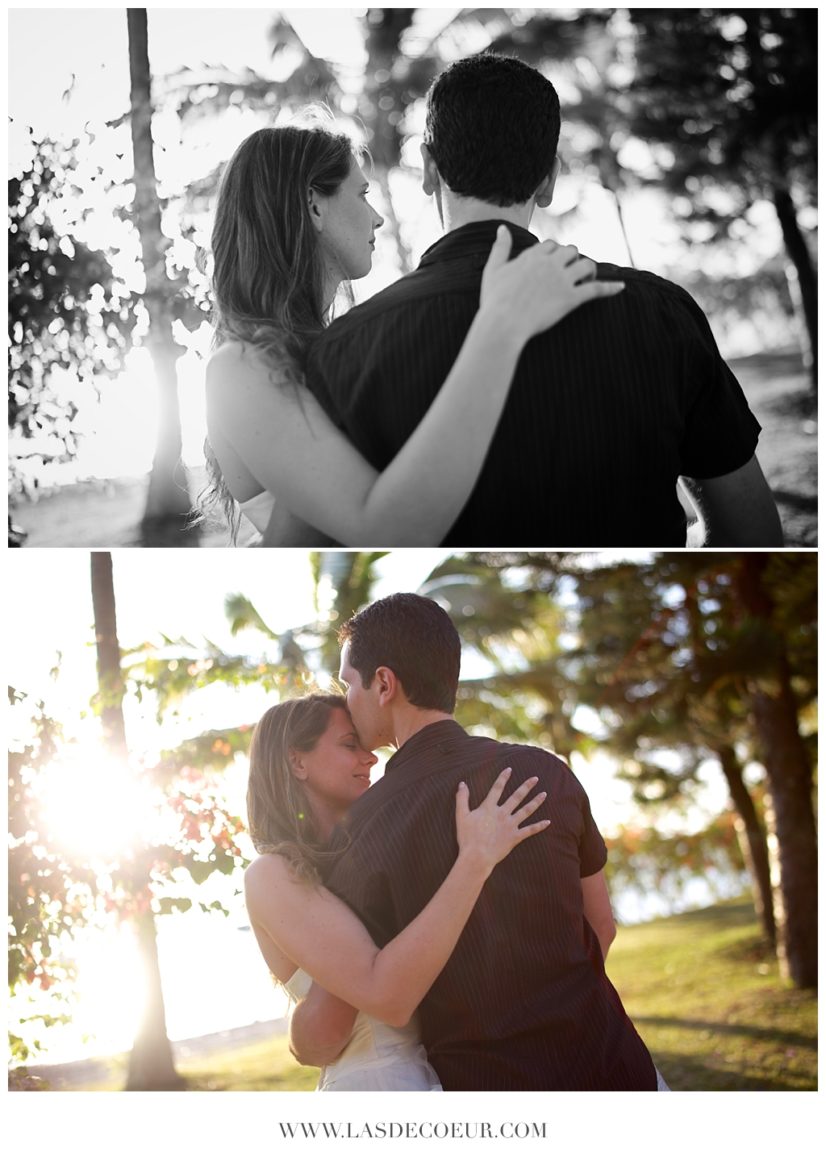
[
  {"x1": 735, "y1": 554, "x2": 818, "y2": 988},
  {"x1": 89, "y1": 552, "x2": 183, "y2": 1090},
  {"x1": 127, "y1": 9, "x2": 193, "y2": 540},
  {"x1": 716, "y1": 744, "x2": 776, "y2": 946},
  {"x1": 772, "y1": 183, "x2": 817, "y2": 399},
  {"x1": 125, "y1": 865, "x2": 184, "y2": 1092},
  {"x1": 90, "y1": 552, "x2": 129, "y2": 761}
]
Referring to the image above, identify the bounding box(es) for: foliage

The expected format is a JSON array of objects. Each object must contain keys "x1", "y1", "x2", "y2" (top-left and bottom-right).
[
  {"x1": 627, "y1": 8, "x2": 817, "y2": 211},
  {"x1": 8, "y1": 130, "x2": 137, "y2": 490},
  {"x1": 626, "y1": 8, "x2": 817, "y2": 379},
  {"x1": 7, "y1": 684, "x2": 248, "y2": 1063},
  {"x1": 605, "y1": 813, "x2": 749, "y2": 918},
  {"x1": 8, "y1": 694, "x2": 98, "y2": 1058},
  {"x1": 422, "y1": 551, "x2": 816, "y2": 939}
]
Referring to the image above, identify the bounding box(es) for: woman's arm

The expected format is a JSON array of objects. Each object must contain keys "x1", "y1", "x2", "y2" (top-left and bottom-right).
[
  {"x1": 244, "y1": 770, "x2": 549, "y2": 1028},
  {"x1": 581, "y1": 870, "x2": 617, "y2": 962},
  {"x1": 208, "y1": 229, "x2": 624, "y2": 546},
  {"x1": 289, "y1": 984, "x2": 357, "y2": 1067}
]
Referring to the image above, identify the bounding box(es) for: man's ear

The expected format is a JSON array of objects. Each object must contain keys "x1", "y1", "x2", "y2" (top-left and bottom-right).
[
  {"x1": 534, "y1": 156, "x2": 561, "y2": 209},
  {"x1": 373, "y1": 665, "x2": 398, "y2": 707},
  {"x1": 420, "y1": 142, "x2": 441, "y2": 198},
  {"x1": 308, "y1": 187, "x2": 325, "y2": 234}
]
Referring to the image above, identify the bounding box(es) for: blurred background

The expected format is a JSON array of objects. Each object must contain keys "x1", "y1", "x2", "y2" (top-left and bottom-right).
[
  {"x1": 7, "y1": 7, "x2": 818, "y2": 547},
  {"x1": 7, "y1": 549, "x2": 817, "y2": 1091}
]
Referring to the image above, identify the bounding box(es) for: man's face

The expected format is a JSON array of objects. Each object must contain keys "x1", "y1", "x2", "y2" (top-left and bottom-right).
[{"x1": 339, "y1": 641, "x2": 389, "y2": 751}]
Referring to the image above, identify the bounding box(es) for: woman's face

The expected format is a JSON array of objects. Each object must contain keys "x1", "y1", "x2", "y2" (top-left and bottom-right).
[
  {"x1": 315, "y1": 156, "x2": 384, "y2": 280},
  {"x1": 293, "y1": 706, "x2": 378, "y2": 818}
]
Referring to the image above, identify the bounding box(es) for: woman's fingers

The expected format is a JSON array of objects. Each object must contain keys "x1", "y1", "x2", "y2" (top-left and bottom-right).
[
  {"x1": 500, "y1": 774, "x2": 539, "y2": 811},
  {"x1": 575, "y1": 279, "x2": 626, "y2": 302},
  {"x1": 567, "y1": 256, "x2": 597, "y2": 284},
  {"x1": 483, "y1": 224, "x2": 514, "y2": 273},
  {"x1": 514, "y1": 818, "x2": 552, "y2": 839},
  {"x1": 553, "y1": 243, "x2": 581, "y2": 267},
  {"x1": 455, "y1": 779, "x2": 470, "y2": 818},
  {"x1": 465, "y1": 769, "x2": 550, "y2": 825},
  {"x1": 484, "y1": 767, "x2": 514, "y2": 803},
  {"x1": 513, "y1": 790, "x2": 548, "y2": 821}
]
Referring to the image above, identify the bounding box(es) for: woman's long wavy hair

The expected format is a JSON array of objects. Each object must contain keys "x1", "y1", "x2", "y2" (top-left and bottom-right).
[
  {"x1": 198, "y1": 119, "x2": 357, "y2": 539},
  {"x1": 246, "y1": 693, "x2": 349, "y2": 884}
]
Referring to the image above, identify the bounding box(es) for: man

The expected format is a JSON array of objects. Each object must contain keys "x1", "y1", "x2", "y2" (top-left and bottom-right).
[
  {"x1": 293, "y1": 592, "x2": 661, "y2": 1090},
  {"x1": 306, "y1": 52, "x2": 782, "y2": 548}
]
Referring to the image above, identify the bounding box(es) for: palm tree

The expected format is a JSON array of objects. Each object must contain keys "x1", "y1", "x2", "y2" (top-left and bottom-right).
[
  {"x1": 90, "y1": 552, "x2": 183, "y2": 1089},
  {"x1": 126, "y1": 9, "x2": 194, "y2": 543}
]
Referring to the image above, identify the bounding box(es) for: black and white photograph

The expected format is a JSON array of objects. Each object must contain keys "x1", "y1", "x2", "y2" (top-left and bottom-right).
[{"x1": 7, "y1": 6, "x2": 816, "y2": 549}]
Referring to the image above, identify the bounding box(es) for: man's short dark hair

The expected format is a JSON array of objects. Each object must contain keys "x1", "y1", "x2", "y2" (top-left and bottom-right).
[
  {"x1": 424, "y1": 51, "x2": 561, "y2": 207},
  {"x1": 338, "y1": 593, "x2": 461, "y2": 714}
]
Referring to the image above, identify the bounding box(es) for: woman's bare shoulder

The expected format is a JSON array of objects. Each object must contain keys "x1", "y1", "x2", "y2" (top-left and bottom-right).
[
  {"x1": 244, "y1": 851, "x2": 319, "y2": 901},
  {"x1": 207, "y1": 338, "x2": 293, "y2": 390},
  {"x1": 244, "y1": 851, "x2": 292, "y2": 890}
]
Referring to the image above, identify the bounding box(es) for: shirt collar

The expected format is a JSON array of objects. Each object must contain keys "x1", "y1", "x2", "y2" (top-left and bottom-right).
[
  {"x1": 418, "y1": 220, "x2": 539, "y2": 269},
  {"x1": 385, "y1": 718, "x2": 470, "y2": 775}
]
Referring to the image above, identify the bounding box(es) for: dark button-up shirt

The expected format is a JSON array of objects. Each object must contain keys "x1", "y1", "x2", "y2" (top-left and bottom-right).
[
  {"x1": 307, "y1": 220, "x2": 761, "y2": 547},
  {"x1": 325, "y1": 720, "x2": 657, "y2": 1090}
]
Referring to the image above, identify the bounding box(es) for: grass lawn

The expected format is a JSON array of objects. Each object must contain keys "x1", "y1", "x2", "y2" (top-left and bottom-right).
[
  {"x1": 13, "y1": 898, "x2": 816, "y2": 1092},
  {"x1": 607, "y1": 899, "x2": 817, "y2": 1090},
  {"x1": 178, "y1": 898, "x2": 815, "y2": 1093},
  {"x1": 179, "y1": 1035, "x2": 320, "y2": 1092}
]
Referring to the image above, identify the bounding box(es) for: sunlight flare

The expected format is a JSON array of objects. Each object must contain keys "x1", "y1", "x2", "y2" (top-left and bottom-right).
[{"x1": 37, "y1": 749, "x2": 158, "y2": 860}]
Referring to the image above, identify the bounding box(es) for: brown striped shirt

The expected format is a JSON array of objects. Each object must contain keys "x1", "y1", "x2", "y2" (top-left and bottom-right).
[
  {"x1": 325, "y1": 720, "x2": 657, "y2": 1090},
  {"x1": 307, "y1": 220, "x2": 761, "y2": 548}
]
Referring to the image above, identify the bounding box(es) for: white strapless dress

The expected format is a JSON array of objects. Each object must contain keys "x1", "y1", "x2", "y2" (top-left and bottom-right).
[
  {"x1": 283, "y1": 968, "x2": 443, "y2": 1092},
  {"x1": 238, "y1": 491, "x2": 273, "y2": 534}
]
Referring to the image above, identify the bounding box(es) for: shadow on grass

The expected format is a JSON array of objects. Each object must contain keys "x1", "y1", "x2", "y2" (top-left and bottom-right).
[
  {"x1": 652, "y1": 1053, "x2": 813, "y2": 1092},
  {"x1": 633, "y1": 1014, "x2": 816, "y2": 1052}
]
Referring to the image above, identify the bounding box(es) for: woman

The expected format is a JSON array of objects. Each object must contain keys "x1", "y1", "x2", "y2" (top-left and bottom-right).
[
  {"x1": 243, "y1": 693, "x2": 550, "y2": 1090},
  {"x1": 203, "y1": 121, "x2": 624, "y2": 545}
]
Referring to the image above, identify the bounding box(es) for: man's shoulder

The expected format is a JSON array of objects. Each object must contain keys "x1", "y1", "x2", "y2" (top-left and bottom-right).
[
  {"x1": 597, "y1": 262, "x2": 699, "y2": 308},
  {"x1": 595, "y1": 260, "x2": 711, "y2": 321},
  {"x1": 314, "y1": 265, "x2": 472, "y2": 353}
]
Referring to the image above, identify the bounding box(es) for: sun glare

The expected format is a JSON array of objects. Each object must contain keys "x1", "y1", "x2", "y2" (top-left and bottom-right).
[{"x1": 38, "y1": 750, "x2": 159, "y2": 860}]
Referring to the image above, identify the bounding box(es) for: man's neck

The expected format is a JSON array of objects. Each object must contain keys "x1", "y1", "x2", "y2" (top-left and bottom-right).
[
  {"x1": 440, "y1": 194, "x2": 534, "y2": 237},
  {"x1": 391, "y1": 708, "x2": 454, "y2": 750}
]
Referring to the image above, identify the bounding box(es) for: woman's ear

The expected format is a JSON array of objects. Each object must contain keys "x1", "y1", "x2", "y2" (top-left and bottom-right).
[
  {"x1": 308, "y1": 187, "x2": 325, "y2": 234},
  {"x1": 288, "y1": 748, "x2": 307, "y2": 779}
]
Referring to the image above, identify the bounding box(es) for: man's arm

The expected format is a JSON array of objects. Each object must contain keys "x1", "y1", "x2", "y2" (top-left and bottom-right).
[
  {"x1": 581, "y1": 870, "x2": 617, "y2": 962},
  {"x1": 289, "y1": 983, "x2": 358, "y2": 1067},
  {"x1": 680, "y1": 455, "x2": 783, "y2": 547}
]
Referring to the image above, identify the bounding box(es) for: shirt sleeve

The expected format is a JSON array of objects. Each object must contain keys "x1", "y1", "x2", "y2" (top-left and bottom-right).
[{"x1": 672, "y1": 291, "x2": 762, "y2": 478}]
